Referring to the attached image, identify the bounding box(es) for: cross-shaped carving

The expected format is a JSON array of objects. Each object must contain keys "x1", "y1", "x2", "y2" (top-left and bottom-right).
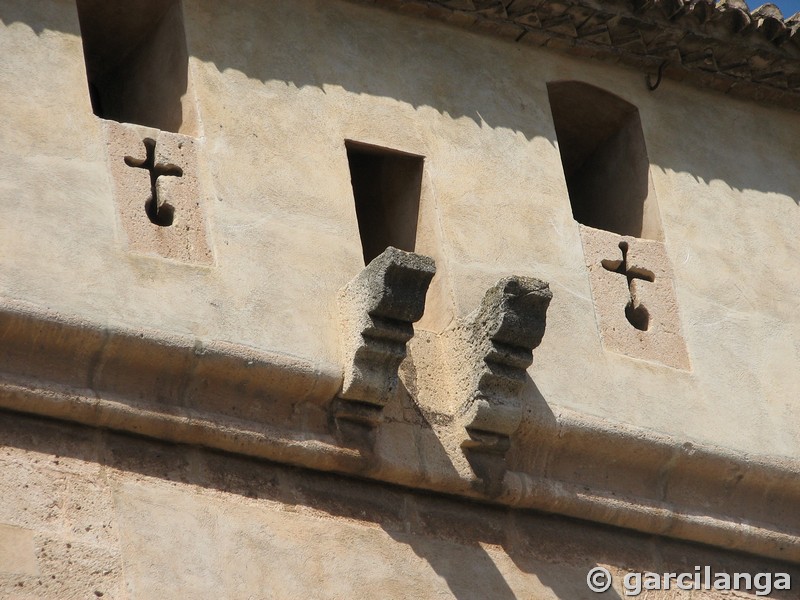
[
  {"x1": 601, "y1": 241, "x2": 655, "y2": 331},
  {"x1": 124, "y1": 138, "x2": 183, "y2": 227}
]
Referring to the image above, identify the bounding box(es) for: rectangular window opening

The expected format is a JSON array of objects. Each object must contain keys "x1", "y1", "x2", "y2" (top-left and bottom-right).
[
  {"x1": 345, "y1": 141, "x2": 424, "y2": 265},
  {"x1": 547, "y1": 81, "x2": 662, "y2": 241},
  {"x1": 76, "y1": 0, "x2": 196, "y2": 135}
]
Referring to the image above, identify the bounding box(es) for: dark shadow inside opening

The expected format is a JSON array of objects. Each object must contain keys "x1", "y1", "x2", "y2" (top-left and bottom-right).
[
  {"x1": 345, "y1": 141, "x2": 424, "y2": 264},
  {"x1": 75, "y1": 0, "x2": 191, "y2": 134},
  {"x1": 547, "y1": 81, "x2": 660, "y2": 240}
]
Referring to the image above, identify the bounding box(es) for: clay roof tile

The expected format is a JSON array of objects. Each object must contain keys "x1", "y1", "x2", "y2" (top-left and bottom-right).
[{"x1": 358, "y1": 0, "x2": 800, "y2": 110}]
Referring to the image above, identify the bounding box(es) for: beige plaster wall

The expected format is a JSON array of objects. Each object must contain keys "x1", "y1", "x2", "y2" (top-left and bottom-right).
[
  {"x1": 1, "y1": 0, "x2": 799, "y2": 468},
  {"x1": 1, "y1": 414, "x2": 797, "y2": 600}
]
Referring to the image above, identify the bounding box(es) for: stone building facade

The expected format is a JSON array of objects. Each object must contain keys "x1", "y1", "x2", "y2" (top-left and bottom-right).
[{"x1": 1, "y1": 0, "x2": 800, "y2": 598}]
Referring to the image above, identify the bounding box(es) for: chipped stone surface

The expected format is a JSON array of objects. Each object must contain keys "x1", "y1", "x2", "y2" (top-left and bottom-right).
[
  {"x1": 400, "y1": 276, "x2": 551, "y2": 465},
  {"x1": 0, "y1": 525, "x2": 38, "y2": 576},
  {"x1": 580, "y1": 225, "x2": 689, "y2": 370},
  {"x1": 1, "y1": 415, "x2": 797, "y2": 600},
  {"x1": 337, "y1": 246, "x2": 435, "y2": 421},
  {"x1": 0, "y1": 422, "x2": 124, "y2": 599},
  {"x1": 105, "y1": 121, "x2": 214, "y2": 265},
  {"x1": 456, "y1": 276, "x2": 552, "y2": 446}
]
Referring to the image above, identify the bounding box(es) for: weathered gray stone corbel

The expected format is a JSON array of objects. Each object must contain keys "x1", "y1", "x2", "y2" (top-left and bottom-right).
[
  {"x1": 334, "y1": 246, "x2": 435, "y2": 428},
  {"x1": 456, "y1": 276, "x2": 552, "y2": 455}
]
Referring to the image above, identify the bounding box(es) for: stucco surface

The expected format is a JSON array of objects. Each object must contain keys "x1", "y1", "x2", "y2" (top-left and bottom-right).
[
  {"x1": 1, "y1": 415, "x2": 797, "y2": 600},
  {"x1": 2, "y1": 0, "x2": 798, "y2": 458},
  {"x1": 191, "y1": 0, "x2": 800, "y2": 456},
  {"x1": 2, "y1": 0, "x2": 800, "y2": 589}
]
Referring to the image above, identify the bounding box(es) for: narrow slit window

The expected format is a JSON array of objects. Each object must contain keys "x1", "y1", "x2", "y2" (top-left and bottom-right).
[
  {"x1": 546, "y1": 81, "x2": 662, "y2": 240},
  {"x1": 345, "y1": 141, "x2": 424, "y2": 264},
  {"x1": 76, "y1": 0, "x2": 196, "y2": 135}
]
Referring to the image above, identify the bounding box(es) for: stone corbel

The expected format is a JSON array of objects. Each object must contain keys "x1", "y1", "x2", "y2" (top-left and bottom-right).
[
  {"x1": 455, "y1": 276, "x2": 552, "y2": 455},
  {"x1": 334, "y1": 247, "x2": 435, "y2": 428}
]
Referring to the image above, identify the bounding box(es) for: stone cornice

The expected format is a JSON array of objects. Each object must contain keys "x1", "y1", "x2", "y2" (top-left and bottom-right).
[
  {"x1": 1, "y1": 300, "x2": 799, "y2": 564},
  {"x1": 349, "y1": 0, "x2": 800, "y2": 111}
]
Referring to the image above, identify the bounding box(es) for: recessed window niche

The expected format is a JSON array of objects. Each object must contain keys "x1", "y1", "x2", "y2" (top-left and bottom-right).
[
  {"x1": 76, "y1": 0, "x2": 197, "y2": 135},
  {"x1": 345, "y1": 141, "x2": 424, "y2": 265},
  {"x1": 547, "y1": 81, "x2": 662, "y2": 240}
]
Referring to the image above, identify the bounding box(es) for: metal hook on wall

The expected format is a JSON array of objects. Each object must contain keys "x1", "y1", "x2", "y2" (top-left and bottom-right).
[{"x1": 646, "y1": 61, "x2": 668, "y2": 91}]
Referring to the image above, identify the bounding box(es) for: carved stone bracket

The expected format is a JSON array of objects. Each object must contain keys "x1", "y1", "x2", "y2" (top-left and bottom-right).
[
  {"x1": 334, "y1": 247, "x2": 435, "y2": 427},
  {"x1": 2, "y1": 301, "x2": 799, "y2": 563},
  {"x1": 456, "y1": 276, "x2": 552, "y2": 455}
]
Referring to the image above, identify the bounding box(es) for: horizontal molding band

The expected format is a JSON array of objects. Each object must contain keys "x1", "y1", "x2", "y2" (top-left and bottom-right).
[{"x1": 0, "y1": 300, "x2": 798, "y2": 564}]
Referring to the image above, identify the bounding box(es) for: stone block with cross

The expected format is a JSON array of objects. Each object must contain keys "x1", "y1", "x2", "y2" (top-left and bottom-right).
[
  {"x1": 105, "y1": 121, "x2": 213, "y2": 265},
  {"x1": 580, "y1": 225, "x2": 689, "y2": 370}
]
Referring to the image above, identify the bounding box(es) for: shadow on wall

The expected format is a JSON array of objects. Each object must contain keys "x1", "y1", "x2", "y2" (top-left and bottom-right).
[
  {"x1": 384, "y1": 529, "x2": 520, "y2": 600},
  {"x1": 378, "y1": 383, "x2": 525, "y2": 600},
  {"x1": 75, "y1": 0, "x2": 192, "y2": 134},
  {"x1": 0, "y1": 411, "x2": 635, "y2": 600},
  {"x1": 384, "y1": 525, "x2": 625, "y2": 600},
  {"x1": 2, "y1": 0, "x2": 799, "y2": 202},
  {"x1": 506, "y1": 378, "x2": 559, "y2": 473},
  {"x1": 1, "y1": 410, "x2": 799, "y2": 598},
  {"x1": 381, "y1": 362, "x2": 624, "y2": 599}
]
